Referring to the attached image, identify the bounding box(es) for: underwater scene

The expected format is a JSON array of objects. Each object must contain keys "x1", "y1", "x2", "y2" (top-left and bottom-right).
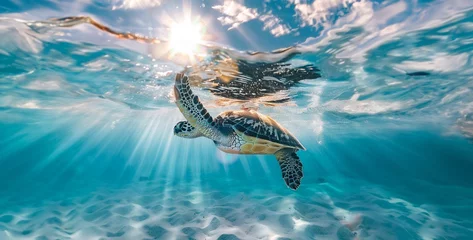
[{"x1": 1, "y1": 0, "x2": 473, "y2": 239}]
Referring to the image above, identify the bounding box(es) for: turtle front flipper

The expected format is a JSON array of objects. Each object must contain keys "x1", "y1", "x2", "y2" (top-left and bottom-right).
[
  {"x1": 275, "y1": 148, "x2": 304, "y2": 190},
  {"x1": 174, "y1": 73, "x2": 222, "y2": 141}
]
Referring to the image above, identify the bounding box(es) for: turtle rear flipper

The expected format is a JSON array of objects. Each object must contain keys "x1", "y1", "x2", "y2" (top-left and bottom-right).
[{"x1": 275, "y1": 148, "x2": 303, "y2": 190}]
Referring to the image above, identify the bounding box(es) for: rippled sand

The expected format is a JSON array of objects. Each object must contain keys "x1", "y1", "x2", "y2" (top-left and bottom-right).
[{"x1": 1, "y1": 178, "x2": 471, "y2": 240}]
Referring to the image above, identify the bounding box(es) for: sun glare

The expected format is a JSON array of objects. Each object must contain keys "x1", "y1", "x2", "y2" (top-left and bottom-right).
[{"x1": 169, "y1": 21, "x2": 202, "y2": 55}]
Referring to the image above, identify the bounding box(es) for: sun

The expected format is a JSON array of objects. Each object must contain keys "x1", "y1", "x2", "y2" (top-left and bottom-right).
[{"x1": 169, "y1": 21, "x2": 203, "y2": 55}]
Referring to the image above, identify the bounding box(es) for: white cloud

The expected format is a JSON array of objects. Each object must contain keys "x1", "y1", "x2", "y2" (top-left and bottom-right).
[
  {"x1": 333, "y1": 0, "x2": 374, "y2": 27},
  {"x1": 291, "y1": 0, "x2": 357, "y2": 27},
  {"x1": 111, "y1": 0, "x2": 162, "y2": 10},
  {"x1": 259, "y1": 13, "x2": 292, "y2": 37},
  {"x1": 270, "y1": 24, "x2": 292, "y2": 36},
  {"x1": 212, "y1": 1, "x2": 294, "y2": 36},
  {"x1": 212, "y1": 0, "x2": 259, "y2": 29}
]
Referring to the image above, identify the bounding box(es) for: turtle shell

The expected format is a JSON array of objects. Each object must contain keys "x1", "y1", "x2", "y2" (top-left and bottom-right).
[{"x1": 215, "y1": 110, "x2": 305, "y2": 150}]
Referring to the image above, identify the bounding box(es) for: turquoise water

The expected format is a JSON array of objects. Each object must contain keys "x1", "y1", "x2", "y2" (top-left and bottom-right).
[{"x1": 1, "y1": 0, "x2": 473, "y2": 239}]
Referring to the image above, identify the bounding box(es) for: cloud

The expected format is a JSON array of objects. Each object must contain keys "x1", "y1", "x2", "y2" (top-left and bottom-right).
[
  {"x1": 259, "y1": 13, "x2": 292, "y2": 37},
  {"x1": 111, "y1": 0, "x2": 162, "y2": 10},
  {"x1": 212, "y1": 1, "x2": 292, "y2": 37},
  {"x1": 291, "y1": 0, "x2": 358, "y2": 27},
  {"x1": 212, "y1": 0, "x2": 294, "y2": 37},
  {"x1": 212, "y1": 0, "x2": 259, "y2": 29}
]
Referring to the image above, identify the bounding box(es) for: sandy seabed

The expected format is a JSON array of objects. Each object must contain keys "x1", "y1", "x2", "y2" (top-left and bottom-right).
[{"x1": 0, "y1": 177, "x2": 471, "y2": 240}]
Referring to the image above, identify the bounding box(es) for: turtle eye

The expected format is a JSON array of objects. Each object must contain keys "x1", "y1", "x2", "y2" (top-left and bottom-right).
[{"x1": 174, "y1": 124, "x2": 181, "y2": 134}]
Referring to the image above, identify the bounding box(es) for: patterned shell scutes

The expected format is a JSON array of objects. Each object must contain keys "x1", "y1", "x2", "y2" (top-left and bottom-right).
[{"x1": 215, "y1": 110, "x2": 305, "y2": 150}]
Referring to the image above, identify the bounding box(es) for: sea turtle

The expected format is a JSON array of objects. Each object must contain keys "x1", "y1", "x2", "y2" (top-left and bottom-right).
[{"x1": 173, "y1": 73, "x2": 305, "y2": 190}]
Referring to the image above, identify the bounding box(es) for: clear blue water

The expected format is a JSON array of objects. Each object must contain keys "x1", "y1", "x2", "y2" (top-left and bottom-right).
[{"x1": 1, "y1": 0, "x2": 473, "y2": 239}]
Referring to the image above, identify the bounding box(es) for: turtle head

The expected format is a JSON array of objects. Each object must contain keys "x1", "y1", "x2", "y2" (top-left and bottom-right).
[{"x1": 174, "y1": 121, "x2": 203, "y2": 138}]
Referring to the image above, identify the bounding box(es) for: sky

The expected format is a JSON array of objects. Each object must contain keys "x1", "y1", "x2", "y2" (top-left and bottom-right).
[
  {"x1": 0, "y1": 0, "x2": 387, "y2": 51},
  {"x1": 1, "y1": 0, "x2": 473, "y2": 53}
]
